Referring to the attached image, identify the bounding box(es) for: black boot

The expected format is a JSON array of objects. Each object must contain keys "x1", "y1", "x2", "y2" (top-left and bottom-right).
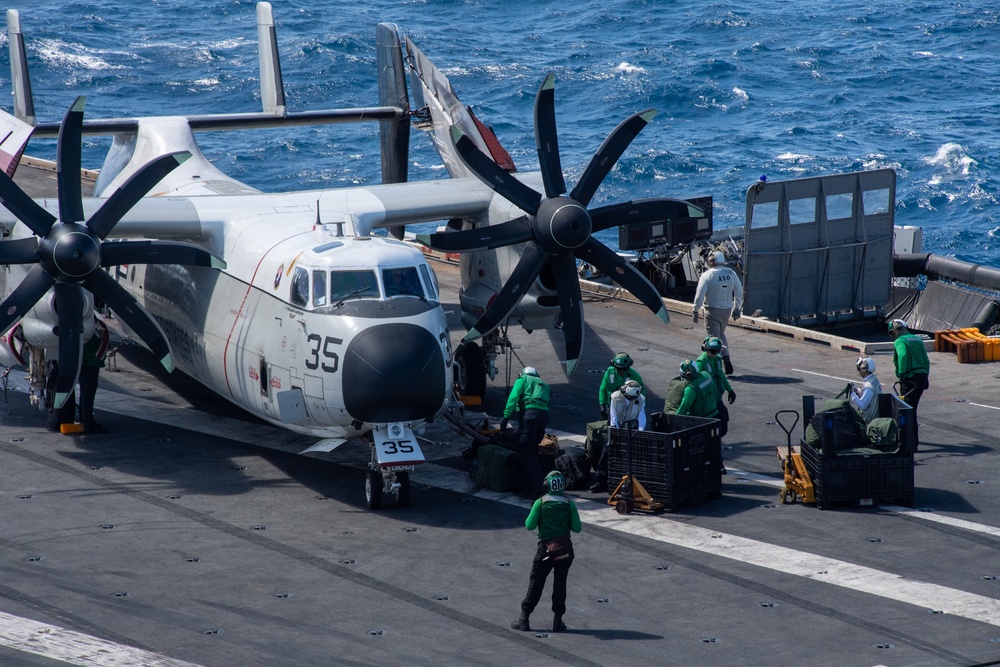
[
  {"x1": 511, "y1": 613, "x2": 530, "y2": 631},
  {"x1": 553, "y1": 615, "x2": 567, "y2": 632},
  {"x1": 723, "y1": 356, "x2": 734, "y2": 375},
  {"x1": 589, "y1": 476, "x2": 607, "y2": 493}
]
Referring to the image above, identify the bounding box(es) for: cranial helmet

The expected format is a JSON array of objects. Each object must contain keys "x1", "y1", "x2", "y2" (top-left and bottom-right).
[
  {"x1": 622, "y1": 379, "x2": 642, "y2": 399},
  {"x1": 679, "y1": 359, "x2": 698, "y2": 378},
  {"x1": 522, "y1": 366, "x2": 538, "y2": 377},
  {"x1": 888, "y1": 319, "x2": 908, "y2": 334},
  {"x1": 612, "y1": 352, "x2": 633, "y2": 369},
  {"x1": 856, "y1": 356, "x2": 876, "y2": 374},
  {"x1": 544, "y1": 470, "x2": 566, "y2": 494},
  {"x1": 703, "y1": 336, "x2": 723, "y2": 353}
]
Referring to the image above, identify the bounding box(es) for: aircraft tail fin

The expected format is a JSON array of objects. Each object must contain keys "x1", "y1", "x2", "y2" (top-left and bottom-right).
[
  {"x1": 404, "y1": 36, "x2": 516, "y2": 180},
  {"x1": 256, "y1": 2, "x2": 286, "y2": 116},
  {"x1": 376, "y1": 23, "x2": 411, "y2": 240},
  {"x1": 6, "y1": 10, "x2": 36, "y2": 127}
]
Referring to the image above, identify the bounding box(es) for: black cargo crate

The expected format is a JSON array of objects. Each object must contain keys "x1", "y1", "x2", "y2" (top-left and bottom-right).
[
  {"x1": 607, "y1": 412, "x2": 722, "y2": 510},
  {"x1": 800, "y1": 394, "x2": 915, "y2": 509}
]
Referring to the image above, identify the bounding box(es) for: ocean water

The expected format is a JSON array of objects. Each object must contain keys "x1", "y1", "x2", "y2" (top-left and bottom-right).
[{"x1": 5, "y1": 0, "x2": 1000, "y2": 265}]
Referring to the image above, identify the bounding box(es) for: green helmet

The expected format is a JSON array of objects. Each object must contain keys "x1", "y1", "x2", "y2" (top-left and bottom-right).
[
  {"x1": 544, "y1": 470, "x2": 566, "y2": 494},
  {"x1": 679, "y1": 359, "x2": 699, "y2": 378},
  {"x1": 612, "y1": 352, "x2": 633, "y2": 369},
  {"x1": 703, "y1": 336, "x2": 723, "y2": 353},
  {"x1": 888, "y1": 319, "x2": 908, "y2": 334}
]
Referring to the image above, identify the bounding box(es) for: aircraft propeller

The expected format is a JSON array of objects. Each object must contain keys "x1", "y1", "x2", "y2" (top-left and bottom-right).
[
  {"x1": 0, "y1": 96, "x2": 225, "y2": 409},
  {"x1": 417, "y1": 74, "x2": 699, "y2": 374}
]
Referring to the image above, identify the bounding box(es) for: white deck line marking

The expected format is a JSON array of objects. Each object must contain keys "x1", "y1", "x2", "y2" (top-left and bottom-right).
[
  {"x1": 792, "y1": 368, "x2": 1000, "y2": 411},
  {"x1": 418, "y1": 461, "x2": 1000, "y2": 627},
  {"x1": 0, "y1": 611, "x2": 203, "y2": 667},
  {"x1": 791, "y1": 368, "x2": 855, "y2": 383},
  {"x1": 573, "y1": 504, "x2": 1000, "y2": 628}
]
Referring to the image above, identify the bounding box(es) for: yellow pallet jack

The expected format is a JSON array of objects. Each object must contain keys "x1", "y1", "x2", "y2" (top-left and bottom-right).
[
  {"x1": 607, "y1": 424, "x2": 664, "y2": 514},
  {"x1": 775, "y1": 410, "x2": 815, "y2": 505}
]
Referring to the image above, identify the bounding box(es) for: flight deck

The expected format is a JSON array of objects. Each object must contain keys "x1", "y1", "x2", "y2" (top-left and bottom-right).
[{"x1": 2, "y1": 249, "x2": 999, "y2": 667}]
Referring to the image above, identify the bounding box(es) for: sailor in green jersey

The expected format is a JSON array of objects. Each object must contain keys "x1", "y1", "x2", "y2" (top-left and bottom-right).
[
  {"x1": 598, "y1": 352, "x2": 644, "y2": 419},
  {"x1": 889, "y1": 319, "x2": 931, "y2": 447},
  {"x1": 676, "y1": 359, "x2": 721, "y2": 421},
  {"x1": 502, "y1": 367, "x2": 550, "y2": 497},
  {"x1": 696, "y1": 336, "x2": 735, "y2": 437},
  {"x1": 511, "y1": 471, "x2": 582, "y2": 634}
]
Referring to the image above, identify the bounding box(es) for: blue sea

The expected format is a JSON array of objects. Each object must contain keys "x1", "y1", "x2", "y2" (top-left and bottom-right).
[{"x1": 6, "y1": 0, "x2": 1000, "y2": 265}]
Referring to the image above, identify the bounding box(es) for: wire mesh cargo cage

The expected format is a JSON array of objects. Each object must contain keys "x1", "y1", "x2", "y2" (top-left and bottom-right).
[
  {"x1": 800, "y1": 394, "x2": 915, "y2": 509},
  {"x1": 607, "y1": 412, "x2": 722, "y2": 511}
]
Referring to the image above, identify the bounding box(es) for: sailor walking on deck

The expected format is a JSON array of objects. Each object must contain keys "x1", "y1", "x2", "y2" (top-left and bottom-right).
[
  {"x1": 693, "y1": 251, "x2": 743, "y2": 375},
  {"x1": 888, "y1": 320, "x2": 930, "y2": 448},
  {"x1": 511, "y1": 470, "x2": 582, "y2": 633}
]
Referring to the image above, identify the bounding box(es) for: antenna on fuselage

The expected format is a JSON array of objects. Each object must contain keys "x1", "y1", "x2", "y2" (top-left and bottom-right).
[{"x1": 316, "y1": 199, "x2": 345, "y2": 237}]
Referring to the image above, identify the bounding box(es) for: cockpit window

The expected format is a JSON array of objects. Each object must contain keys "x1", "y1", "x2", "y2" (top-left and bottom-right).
[
  {"x1": 312, "y1": 270, "x2": 328, "y2": 308},
  {"x1": 291, "y1": 267, "x2": 309, "y2": 308},
  {"x1": 382, "y1": 267, "x2": 425, "y2": 299},
  {"x1": 330, "y1": 270, "x2": 379, "y2": 305},
  {"x1": 419, "y1": 264, "x2": 439, "y2": 301}
]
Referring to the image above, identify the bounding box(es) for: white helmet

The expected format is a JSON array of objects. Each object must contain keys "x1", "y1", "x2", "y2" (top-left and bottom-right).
[
  {"x1": 521, "y1": 366, "x2": 538, "y2": 377},
  {"x1": 622, "y1": 379, "x2": 642, "y2": 399},
  {"x1": 856, "y1": 356, "x2": 875, "y2": 373}
]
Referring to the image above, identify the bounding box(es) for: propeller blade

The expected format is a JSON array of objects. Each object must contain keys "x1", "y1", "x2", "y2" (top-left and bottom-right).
[
  {"x1": 0, "y1": 170, "x2": 57, "y2": 237},
  {"x1": 56, "y1": 96, "x2": 86, "y2": 224},
  {"x1": 452, "y1": 125, "x2": 542, "y2": 215},
  {"x1": 0, "y1": 236, "x2": 39, "y2": 264},
  {"x1": 416, "y1": 216, "x2": 532, "y2": 252},
  {"x1": 589, "y1": 197, "x2": 705, "y2": 234},
  {"x1": 464, "y1": 241, "x2": 549, "y2": 341},
  {"x1": 570, "y1": 108, "x2": 657, "y2": 207},
  {"x1": 576, "y1": 237, "x2": 670, "y2": 326},
  {"x1": 534, "y1": 73, "x2": 566, "y2": 199},
  {"x1": 88, "y1": 151, "x2": 192, "y2": 240},
  {"x1": 549, "y1": 253, "x2": 584, "y2": 375},
  {"x1": 52, "y1": 282, "x2": 84, "y2": 409},
  {"x1": 0, "y1": 264, "x2": 54, "y2": 335},
  {"x1": 101, "y1": 240, "x2": 226, "y2": 270},
  {"x1": 83, "y1": 270, "x2": 173, "y2": 373}
]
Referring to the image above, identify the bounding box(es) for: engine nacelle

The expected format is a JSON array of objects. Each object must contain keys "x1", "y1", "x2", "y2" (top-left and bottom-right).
[
  {"x1": 19, "y1": 290, "x2": 95, "y2": 349},
  {"x1": 0, "y1": 324, "x2": 27, "y2": 367}
]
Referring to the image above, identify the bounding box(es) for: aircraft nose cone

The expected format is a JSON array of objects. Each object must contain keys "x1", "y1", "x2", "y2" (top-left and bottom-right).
[{"x1": 342, "y1": 323, "x2": 446, "y2": 423}]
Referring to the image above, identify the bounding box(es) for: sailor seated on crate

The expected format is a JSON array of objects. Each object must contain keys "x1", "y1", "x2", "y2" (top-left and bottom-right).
[
  {"x1": 588, "y1": 381, "x2": 645, "y2": 493},
  {"x1": 848, "y1": 356, "x2": 883, "y2": 425},
  {"x1": 804, "y1": 386, "x2": 906, "y2": 457}
]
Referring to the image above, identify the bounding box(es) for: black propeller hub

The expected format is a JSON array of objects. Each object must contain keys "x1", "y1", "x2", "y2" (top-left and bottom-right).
[
  {"x1": 533, "y1": 196, "x2": 591, "y2": 254},
  {"x1": 38, "y1": 222, "x2": 101, "y2": 281}
]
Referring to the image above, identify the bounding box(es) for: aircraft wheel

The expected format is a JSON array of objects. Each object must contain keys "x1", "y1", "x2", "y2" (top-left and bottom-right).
[
  {"x1": 614, "y1": 499, "x2": 633, "y2": 515},
  {"x1": 396, "y1": 472, "x2": 411, "y2": 508},
  {"x1": 365, "y1": 470, "x2": 383, "y2": 510},
  {"x1": 455, "y1": 341, "x2": 486, "y2": 399}
]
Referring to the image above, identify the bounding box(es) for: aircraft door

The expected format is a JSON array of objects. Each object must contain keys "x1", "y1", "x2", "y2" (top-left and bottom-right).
[{"x1": 303, "y1": 371, "x2": 332, "y2": 423}]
